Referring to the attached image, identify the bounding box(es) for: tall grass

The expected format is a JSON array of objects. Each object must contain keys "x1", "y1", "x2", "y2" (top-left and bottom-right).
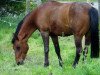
[{"x1": 0, "y1": 12, "x2": 100, "y2": 75}]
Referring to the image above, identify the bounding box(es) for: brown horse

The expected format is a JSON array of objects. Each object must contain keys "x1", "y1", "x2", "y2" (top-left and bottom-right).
[{"x1": 12, "y1": 1, "x2": 99, "y2": 67}]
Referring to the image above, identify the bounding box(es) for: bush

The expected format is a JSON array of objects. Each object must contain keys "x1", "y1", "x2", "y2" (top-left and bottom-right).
[{"x1": 0, "y1": 0, "x2": 26, "y2": 16}]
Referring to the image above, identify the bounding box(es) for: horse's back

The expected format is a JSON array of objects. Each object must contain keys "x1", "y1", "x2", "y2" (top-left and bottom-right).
[
  {"x1": 35, "y1": 1, "x2": 92, "y2": 36},
  {"x1": 36, "y1": 1, "x2": 73, "y2": 35}
]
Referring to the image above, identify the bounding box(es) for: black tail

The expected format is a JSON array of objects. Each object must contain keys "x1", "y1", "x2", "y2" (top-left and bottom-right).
[{"x1": 89, "y1": 7, "x2": 99, "y2": 58}]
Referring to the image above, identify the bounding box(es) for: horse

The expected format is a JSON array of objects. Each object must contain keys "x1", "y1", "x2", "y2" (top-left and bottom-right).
[{"x1": 12, "y1": 1, "x2": 99, "y2": 68}]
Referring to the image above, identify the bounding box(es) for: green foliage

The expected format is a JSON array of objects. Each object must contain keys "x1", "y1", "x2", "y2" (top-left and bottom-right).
[
  {"x1": 41, "y1": 0, "x2": 96, "y2": 2},
  {"x1": 7, "y1": 1, "x2": 26, "y2": 14},
  {"x1": 0, "y1": 0, "x2": 96, "y2": 16},
  {"x1": 0, "y1": 15, "x2": 100, "y2": 75},
  {"x1": 0, "y1": 0, "x2": 26, "y2": 16},
  {"x1": 42, "y1": 0, "x2": 48, "y2": 3}
]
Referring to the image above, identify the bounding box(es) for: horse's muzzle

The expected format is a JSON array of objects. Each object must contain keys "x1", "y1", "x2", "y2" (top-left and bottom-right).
[{"x1": 17, "y1": 60, "x2": 24, "y2": 65}]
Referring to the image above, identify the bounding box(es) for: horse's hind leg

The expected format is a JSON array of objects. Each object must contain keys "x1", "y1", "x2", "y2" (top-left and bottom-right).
[
  {"x1": 41, "y1": 31, "x2": 49, "y2": 67},
  {"x1": 51, "y1": 35, "x2": 62, "y2": 67},
  {"x1": 83, "y1": 33, "x2": 90, "y2": 61},
  {"x1": 73, "y1": 35, "x2": 82, "y2": 68}
]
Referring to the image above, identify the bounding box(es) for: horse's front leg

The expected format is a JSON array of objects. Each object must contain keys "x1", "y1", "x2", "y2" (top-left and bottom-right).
[
  {"x1": 41, "y1": 31, "x2": 49, "y2": 67},
  {"x1": 51, "y1": 35, "x2": 63, "y2": 67},
  {"x1": 73, "y1": 35, "x2": 82, "y2": 68}
]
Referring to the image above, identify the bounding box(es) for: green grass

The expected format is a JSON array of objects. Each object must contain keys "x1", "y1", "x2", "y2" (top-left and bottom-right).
[{"x1": 0, "y1": 14, "x2": 100, "y2": 75}]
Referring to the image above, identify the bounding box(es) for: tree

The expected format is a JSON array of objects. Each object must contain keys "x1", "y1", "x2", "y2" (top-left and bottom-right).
[
  {"x1": 87, "y1": 0, "x2": 90, "y2": 3},
  {"x1": 26, "y1": 0, "x2": 30, "y2": 14},
  {"x1": 48, "y1": 0, "x2": 53, "y2": 1},
  {"x1": 0, "y1": 0, "x2": 25, "y2": 16},
  {"x1": 98, "y1": 0, "x2": 100, "y2": 19},
  {"x1": 34, "y1": 0, "x2": 42, "y2": 6}
]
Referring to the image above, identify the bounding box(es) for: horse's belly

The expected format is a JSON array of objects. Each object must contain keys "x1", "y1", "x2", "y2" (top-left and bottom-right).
[{"x1": 50, "y1": 25, "x2": 73, "y2": 36}]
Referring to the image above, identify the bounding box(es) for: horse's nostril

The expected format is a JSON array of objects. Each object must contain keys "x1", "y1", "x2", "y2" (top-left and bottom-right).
[
  {"x1": 17, "y1": 62, "x2": 20, "y2": 65},
  {"x1": 17, "y1": 61, "x2": 24, "y2": 65}
]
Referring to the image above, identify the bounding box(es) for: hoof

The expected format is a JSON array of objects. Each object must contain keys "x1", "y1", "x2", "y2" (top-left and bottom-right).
[
  {"x1": 59, "y1": 60, "x2": 63, "y2": 67},
  {"x1": 72, "y1": 64, "x2": 76, "y2": 68},
  {"x1": 72, "y1": 63, "x2": 77, "y2": 68},
  {"x1": 44, "y1": 63, "x2": 49, "y2": 67}
]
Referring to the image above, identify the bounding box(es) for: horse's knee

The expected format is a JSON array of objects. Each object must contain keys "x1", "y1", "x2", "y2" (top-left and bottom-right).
[{"x1": 75, "y1": 40, "x2": 82, "y2": 54}]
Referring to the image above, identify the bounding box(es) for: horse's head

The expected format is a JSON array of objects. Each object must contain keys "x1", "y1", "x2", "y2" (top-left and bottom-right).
[{"x1": 12, "y1": 34, "x2": 29, "y2": 65}]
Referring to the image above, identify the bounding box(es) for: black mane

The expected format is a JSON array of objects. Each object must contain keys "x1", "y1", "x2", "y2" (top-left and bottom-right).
[
  {"x1": 12, "y1": 13, "x2": 30, "y2": 44},
  {"x1": 12, "y1": 19, "x2": 24, "y2": 44}
]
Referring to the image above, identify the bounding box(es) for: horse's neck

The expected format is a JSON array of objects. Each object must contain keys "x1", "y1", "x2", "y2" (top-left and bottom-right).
[{"x1": 18, "y1": 14, "x2": 37, "y2": 42}]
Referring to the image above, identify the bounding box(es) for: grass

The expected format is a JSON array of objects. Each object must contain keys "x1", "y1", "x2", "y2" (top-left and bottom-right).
[{"x1": 0, "y1": 13, "x2": 100, "y2": 75}]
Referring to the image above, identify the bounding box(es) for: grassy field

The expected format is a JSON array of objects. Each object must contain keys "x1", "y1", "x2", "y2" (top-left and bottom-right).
[{"x1": 0, "y1": 13, "x2": 100, "y2": 75}]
